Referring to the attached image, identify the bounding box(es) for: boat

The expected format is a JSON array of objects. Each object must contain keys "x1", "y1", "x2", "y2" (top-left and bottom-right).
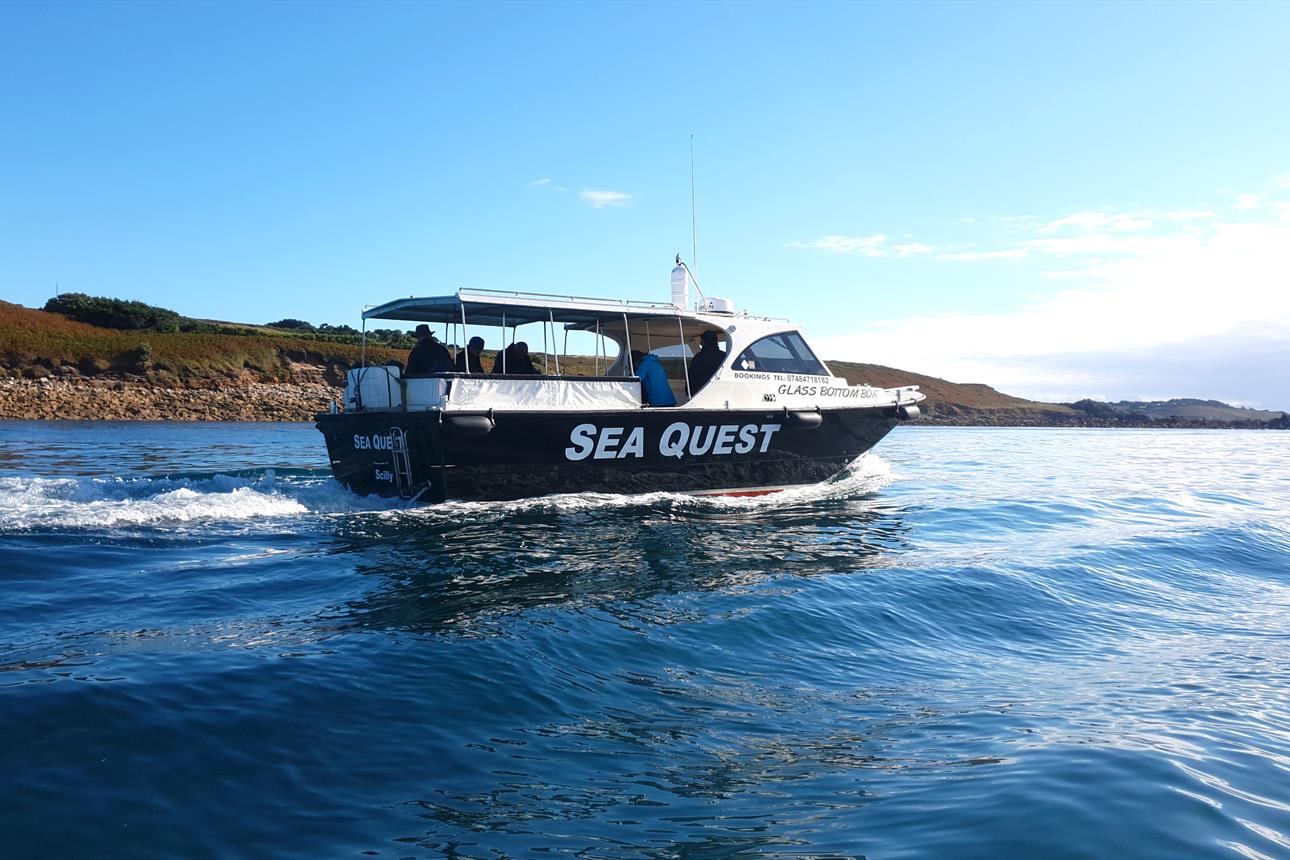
[{"x1": 315, "y1": 260, "x2": 924, "y2": 502}]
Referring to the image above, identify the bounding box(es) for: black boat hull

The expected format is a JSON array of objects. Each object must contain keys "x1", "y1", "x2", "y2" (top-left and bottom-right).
[{"x1": 315, "y1": 407, "x2": 901, "y2": 502}]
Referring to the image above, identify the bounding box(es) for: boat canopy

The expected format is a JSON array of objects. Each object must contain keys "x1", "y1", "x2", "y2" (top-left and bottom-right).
[
  {"x1": 361, "y1": 286, "x2": 799, "y2": 381},
  {"x1": 364, "y1": 288, "x2": 699, "y2": 329}
]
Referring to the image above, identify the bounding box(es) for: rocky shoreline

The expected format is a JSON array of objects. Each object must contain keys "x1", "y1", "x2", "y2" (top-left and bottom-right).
[
  {"x1": 921, "y1": 411, "x2": 1286, "y2": 429},
  {"x1": 0, "y1": 378, "x2": 1285, "y2": 428},
  {"x1": 0, "y1": 378, "x2": 339, "y2": 422}
]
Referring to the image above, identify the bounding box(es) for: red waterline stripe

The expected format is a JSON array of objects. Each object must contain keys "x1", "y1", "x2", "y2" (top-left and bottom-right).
[{"x1": 689, "y1": 484, "x2": 802, "y2": 497}]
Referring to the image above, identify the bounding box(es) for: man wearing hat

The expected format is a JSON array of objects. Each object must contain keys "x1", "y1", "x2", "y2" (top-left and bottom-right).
[
  {"x1": 406, "y1": 324, "x2": 453, "y2": 374},
  {"x1": 454, "y1": 336, "x2": 487, "y2": 374}
]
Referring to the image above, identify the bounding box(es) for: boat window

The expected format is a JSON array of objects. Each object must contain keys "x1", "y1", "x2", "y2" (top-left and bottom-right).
[{"x1": 733, "y1": 332, "x2": 828, "y2": 375}]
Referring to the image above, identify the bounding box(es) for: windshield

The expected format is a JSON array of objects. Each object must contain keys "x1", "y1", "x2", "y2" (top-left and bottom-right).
[{"x1": 733, "y1": 332, "x2": 827, "y2": 375}]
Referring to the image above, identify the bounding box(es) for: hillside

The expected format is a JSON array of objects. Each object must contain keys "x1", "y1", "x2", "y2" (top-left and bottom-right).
[
  {"x1": 1, "y1": 298, "x2": 1285, "y2": 426},
  {"x1": 1090, "y1": 399, "x2": 1281, "y2": 423},
  {"x1": 1, "y1": 299, "x2": 1055, "y2": 421},
  {"x1": 827, "y1": 361, "x2": 1081, "y2": 425}
]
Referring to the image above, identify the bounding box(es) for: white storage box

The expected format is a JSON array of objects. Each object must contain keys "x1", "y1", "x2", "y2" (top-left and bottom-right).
[
  {"x1": 404, "y1": 377, "x2": 447, "y2": 411},
  {"x1": 345, "y1": 366, "x2": 403, "y2": 411}
]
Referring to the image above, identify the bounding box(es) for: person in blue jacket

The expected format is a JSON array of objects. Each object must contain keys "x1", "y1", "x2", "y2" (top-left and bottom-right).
[{"x1": 631, "y1": 350, "x2": 676, "y2": 407}]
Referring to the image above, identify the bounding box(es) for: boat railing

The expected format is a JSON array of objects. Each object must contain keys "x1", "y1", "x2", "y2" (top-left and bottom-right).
[{"x1": 459, "y1": 287, "x2": 682, "y2": 314}]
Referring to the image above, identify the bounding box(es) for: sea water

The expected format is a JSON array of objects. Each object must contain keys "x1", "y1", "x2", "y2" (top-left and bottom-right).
[{"x1": 1, "y1": 422, "x2": 1288, "y2": 859}]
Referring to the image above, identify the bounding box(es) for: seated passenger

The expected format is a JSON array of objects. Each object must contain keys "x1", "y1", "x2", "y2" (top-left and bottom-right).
[
  {"x1": 406, "y1": 324, "x2": 453, "y2": 374},
  {"x1": 454, "y1": 336, "x2": 486, "y2": 374},
  {"x1": 491, "y1": 341, "x2": 540, "y2": 375},
  {"x1": 687, "y1": 329, "x2": 725, "y2": 393},
  {"x1": 632, "y1": 350, "x2": 676, "y2": 407}
]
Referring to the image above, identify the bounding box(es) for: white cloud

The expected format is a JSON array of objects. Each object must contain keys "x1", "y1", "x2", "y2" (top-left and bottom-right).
[
  {"x1": 787, "y1": 235, "x2": 934, "y2": 257},
  {"x1": 813, "y1": 183, "x2": 1290, "y2": 406},
  {"x1": 936, "y1": 248, "x2": 1028, "y2": 262},
  {"x1": 1234, "y1": 193, "x2": 1262, "y2": 210},
  {"x1": 892, "y1": 242, "x2": 934, "y2": 257},
  {"x1": 1165, "y1": 209, "x2": 1215, "y2": 220},
  {"x1": 1019, "y1": 233, "x2": 1175, "y2": 257},
  {"x1": 787, "y1": 234, "x2": 890, "y2": 255},
  {"x1": 579, "y1": 189, "x2": 631, "y2": 208},
  {"x1": 1039, "y1": 211, "x2": 1154, "y2": 233},
  {"x1": 528, "y1": 177, "x2": 551, "y2": 187}
]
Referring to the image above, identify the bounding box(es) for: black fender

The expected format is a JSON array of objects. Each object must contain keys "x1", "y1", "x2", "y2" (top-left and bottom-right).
[
  {"x1": 784, "y1": 407, "x2": 823, "y2": 430},
  {"x1": 441, "y1": 411, "x2": 495, "y2": 437}
]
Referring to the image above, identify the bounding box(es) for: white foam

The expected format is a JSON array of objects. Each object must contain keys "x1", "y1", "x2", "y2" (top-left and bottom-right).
[
  {"x1": 0, "y1": 469, "x2": 407, "y2": 530},
  {"x1": 0, "y1": 454, "x2": 895, "y2": 531},
  {"x1": 391, "y1": 452, "x2": 896, "y2": 523},
  {"x1": 0, "y1": 475, "x2": 306, "y2": 530}
]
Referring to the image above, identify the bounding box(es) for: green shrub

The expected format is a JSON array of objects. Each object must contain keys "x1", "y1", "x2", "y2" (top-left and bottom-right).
[
  {"x1": 267, "y1": 318, "x2": 316, "y2": 331},
  {"x1": 45, "y1": 293, "x2": 184, "y2": 331},
  {"x1": 1067, "y1": 398, "x2": 1117, "y2": 419},
  {"x1": 126, "y1": 342, "x2": 152, "y2": 369}
]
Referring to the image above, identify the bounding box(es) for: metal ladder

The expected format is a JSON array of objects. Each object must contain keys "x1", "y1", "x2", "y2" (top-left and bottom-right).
[{"x1": 389, "y1": 426, "x2": 415, "y2": 498}]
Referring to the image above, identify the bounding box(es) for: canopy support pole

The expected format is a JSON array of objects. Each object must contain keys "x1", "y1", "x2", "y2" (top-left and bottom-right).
[
  {"x1": 678, "y1": 316, "x2": 691, "y2": 399},
  {"x1": 459, "y1": 302, "x2": 468, "y2": 369},
  {"x1": 550, "y1": 310, "x2": 561, "y2": 375},
  {"x1": 623, "y1": 313, "x2": 633, "y2": 375}
]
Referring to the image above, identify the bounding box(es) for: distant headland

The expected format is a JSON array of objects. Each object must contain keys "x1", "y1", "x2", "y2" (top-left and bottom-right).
[{"x1": 1, "y1": 296, "x2": 1286, "y2": 428}]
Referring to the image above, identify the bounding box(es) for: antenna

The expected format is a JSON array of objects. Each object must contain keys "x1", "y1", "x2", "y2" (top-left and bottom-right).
[{"x1": 689, "y1": 135, "x2": 698, "y2": 284}]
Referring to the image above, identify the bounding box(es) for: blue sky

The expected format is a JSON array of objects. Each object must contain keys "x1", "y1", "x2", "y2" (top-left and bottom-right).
[{"x1": 3, "y1": 1, "x2": 1290, "y2": 406}]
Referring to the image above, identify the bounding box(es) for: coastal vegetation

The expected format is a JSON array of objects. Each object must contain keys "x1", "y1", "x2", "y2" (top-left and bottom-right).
[
  {"x1": 2, "y1": 299, "x2": 403, "y2": 385},
  {"x1": 43, "y1": 293, "x2": 419, "y2": 350}
]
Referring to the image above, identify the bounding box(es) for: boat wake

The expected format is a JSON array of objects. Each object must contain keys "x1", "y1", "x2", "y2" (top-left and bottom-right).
[
  {"x1": 430, "y1": 451, "x2": 896, "y2": 517},
  {"x1": 344, "y1": 453, "x2": 896, "y2": 534},
  {"x1": 0, "y1": 471, "x2": 391, "y2": 531},
  {"x1": 0, "y1": 455, "x2": 894, "y2": 532}
]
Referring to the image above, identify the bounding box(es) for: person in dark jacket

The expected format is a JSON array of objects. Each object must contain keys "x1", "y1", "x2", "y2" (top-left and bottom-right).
[
  {"x1": 454, "y1": 336, "x2": 486, "y2": 374},
  {"x1": 492, "y1": 341, "x2": 540, "y2": 375},
  {"x1": 406, "y1": 324, "x2": 453, "y2": 374},
  {"x1": 686, "y1": 329, "x2": 726, "y2": 393},
  {"x1": 632, "y1": 350, "x2": 676, "y2": 407}
]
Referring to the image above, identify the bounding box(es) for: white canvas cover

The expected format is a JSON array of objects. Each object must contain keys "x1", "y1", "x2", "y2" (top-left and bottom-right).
[{"x1": 445, "y1": 377, "x2": 640, "y2": 412}]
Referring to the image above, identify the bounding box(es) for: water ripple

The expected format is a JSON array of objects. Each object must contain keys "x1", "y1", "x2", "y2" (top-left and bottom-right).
[{"x1": 1, "y1": 423, "x2": 1289, "y2": 858}]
